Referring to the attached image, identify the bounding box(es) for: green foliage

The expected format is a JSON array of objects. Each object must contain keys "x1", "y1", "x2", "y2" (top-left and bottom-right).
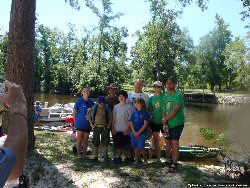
[
  {"x1": 200, "y1": 128, "x2": 232, "y2": 153},
  {"x1": 199, "y1": 128, "x2": 215, "y2": 141},
  {"x1": 131, "y1": 0, "x2": 193, "y2": 86},
  {"x1": 2, "y1": 0, "x2": 249, "y2": 94},
  {"x1": 223, "y1": 36, "x2": 250, "y2": 90},
  {"x1": 33, "y1": 3, "x2": 129, "y2": 96},
  {"x1": 0, "y1": 33, "x2": 8, "y2": 81},
  {"x1": 194, "y1": 15, "x2": 232, "y2": 92}
]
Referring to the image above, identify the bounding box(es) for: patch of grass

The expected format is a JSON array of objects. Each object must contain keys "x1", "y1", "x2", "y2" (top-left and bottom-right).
[
  {"x1": 180, "y1": 164, "x2": 204, "y2": 184},
  {"x1": 34, "y1": 132, "x2": 75, "y2": 162}
]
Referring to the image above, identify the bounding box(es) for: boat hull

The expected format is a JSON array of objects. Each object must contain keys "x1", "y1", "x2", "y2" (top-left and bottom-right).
[{"x1": 145, "y1": 145, "x2": 220, "y2": 159}]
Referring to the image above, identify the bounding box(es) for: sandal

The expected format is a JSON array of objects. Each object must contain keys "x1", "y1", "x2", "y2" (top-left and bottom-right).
[
  {"x1": 169, "y1": 163, "x2": 177, "y2": 173},
  {"x1": 165, "y1": 158, "x2": 172, "y2": 166}
]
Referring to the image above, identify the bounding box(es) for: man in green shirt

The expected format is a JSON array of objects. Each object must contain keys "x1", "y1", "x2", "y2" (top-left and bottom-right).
[{"x1": 162, "y1": 77, "x2": 185, "y2": 173}]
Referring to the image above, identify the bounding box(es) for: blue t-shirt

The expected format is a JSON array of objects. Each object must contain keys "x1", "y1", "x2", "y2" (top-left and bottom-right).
[
  {"x1": 130, "y1": 109, "x2": 150, "y2": 132},
  {"x1": 74, "y1": 97, "x2": 95, "y2": 129},
  {"x1": 0, "y1": 148, "x2": 16, "y2": 187}
]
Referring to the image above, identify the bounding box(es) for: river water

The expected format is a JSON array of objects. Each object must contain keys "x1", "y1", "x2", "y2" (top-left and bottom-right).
[{"x1": 34, "y1": 93, "x2": 248, "y2": 147}]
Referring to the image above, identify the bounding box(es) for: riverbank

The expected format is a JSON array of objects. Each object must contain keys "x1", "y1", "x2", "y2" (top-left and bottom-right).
[
  {"x1": 8, "y1": 131, "x2": 247, "y2": 187},
  {"x1": 217, "y1": 95, "x2": 250, "y2": 105},
  {"x1": 183, "y1": 92, "x2": 250, "y2": 105}
]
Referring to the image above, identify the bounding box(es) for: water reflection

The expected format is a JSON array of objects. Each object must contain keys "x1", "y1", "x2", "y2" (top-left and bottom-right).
[
  {"x1": 181, "y1": 104, "x2": 240, "y2": 146},
  {"x1": 34, "y1": 93, "x2": 245, "y2": 147}
]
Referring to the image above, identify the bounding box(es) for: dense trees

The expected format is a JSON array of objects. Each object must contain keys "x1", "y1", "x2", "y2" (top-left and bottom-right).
[
  {"x1": 130, "y1": 0, "x2": 193, "y2": 86},
  {"x1": 0, "y1": 0, "x2": 249, "y2": 97}
]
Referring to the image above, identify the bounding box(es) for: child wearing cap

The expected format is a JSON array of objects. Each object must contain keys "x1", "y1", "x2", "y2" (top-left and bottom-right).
[{"x1": 89, "y1": 96, "x2": 112, "y2": 162}]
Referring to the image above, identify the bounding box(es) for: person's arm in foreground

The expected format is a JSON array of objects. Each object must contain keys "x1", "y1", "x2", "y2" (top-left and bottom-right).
[{"x1": 1, "y1": 80, "x2": 27, "y2": 180}]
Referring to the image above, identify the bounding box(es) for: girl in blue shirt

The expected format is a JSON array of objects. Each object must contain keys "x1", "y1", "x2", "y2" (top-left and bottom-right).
[
  {"x1": 73, "y1": 86, "x2": 95, "y2": 159},
  {"x1": 129, "y1": 98, "x2": 150, "y2": 164}
]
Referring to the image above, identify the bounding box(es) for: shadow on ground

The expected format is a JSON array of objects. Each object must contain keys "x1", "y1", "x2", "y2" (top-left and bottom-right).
[{"x1": 23, "y1": 131, "x2": 247, "y2": 187}]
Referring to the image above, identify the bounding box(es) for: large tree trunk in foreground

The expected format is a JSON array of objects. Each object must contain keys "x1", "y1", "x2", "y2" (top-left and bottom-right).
[{"x1": 2, "y1": 0, "x2": 36, "y2": 151}]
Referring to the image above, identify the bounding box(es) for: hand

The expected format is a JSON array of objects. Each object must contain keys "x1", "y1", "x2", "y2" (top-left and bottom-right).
[
  {"x1": 90, "y1": 124, "x2": 95, "y2": 129},
  {"x1": 162, "y1": 117, "x2": 168, "y2": 125},
  {"x1": 123, "y1": 129, "x2": 129, "y2": 135},
  {"x1": 107, "y1": 124, "x2": 111, "y2": 130},
  {"x1": 135, "y1": 131, "x2": 141, "y2": 138},
  {"x1": 0, "y1": 80, "x2": 27, "y2": 113},
  {"x1": 112, "y1": 128, "x2": 116, "y2": 135}
]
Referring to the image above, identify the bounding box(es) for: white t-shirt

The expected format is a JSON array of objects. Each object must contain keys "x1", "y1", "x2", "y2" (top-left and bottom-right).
[
  {"x1": 113, "y1": 103, "x2": 132, "y2": 132},
  {"x1": 127, "y1": 91, "x2": 149, "y2": 108}
]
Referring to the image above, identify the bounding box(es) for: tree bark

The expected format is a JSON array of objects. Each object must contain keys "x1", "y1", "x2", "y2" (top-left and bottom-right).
[{"x1": 3, "y1": 0, "x2": 36, "y2": 151}]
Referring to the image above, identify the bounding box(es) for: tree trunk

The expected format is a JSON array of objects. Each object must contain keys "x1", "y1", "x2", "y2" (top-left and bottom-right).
[{"x1": 3, "y1": 0, "x2": 36, "y2": 151}]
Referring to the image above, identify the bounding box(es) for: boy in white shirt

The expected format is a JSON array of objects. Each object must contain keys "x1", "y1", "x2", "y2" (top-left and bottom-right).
[{"x1": 112, "y1": 90, "x2": 132, "y2": 163}]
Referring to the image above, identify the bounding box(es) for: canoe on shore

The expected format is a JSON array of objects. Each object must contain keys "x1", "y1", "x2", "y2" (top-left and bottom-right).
[
  {"x1": 145, "y1": 145, "x2": 220, "y2": 159},
  {"x1": 39, "y1": 112, "x2": 72, "y2": 122}
]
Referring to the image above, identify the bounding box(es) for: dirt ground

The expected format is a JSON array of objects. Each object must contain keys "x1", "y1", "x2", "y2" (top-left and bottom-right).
[{"x1": 4, "y1": 131, "x2": 247, "y2": 188}]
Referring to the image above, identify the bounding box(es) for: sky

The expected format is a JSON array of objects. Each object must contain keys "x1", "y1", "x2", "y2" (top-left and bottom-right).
[{"x1": 0, "y1": 0, "x2": 248, "y2": 50}]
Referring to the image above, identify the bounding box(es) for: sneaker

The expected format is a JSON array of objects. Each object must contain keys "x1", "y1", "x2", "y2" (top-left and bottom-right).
[
  {"x1": 77, "y1": 156, "x2": 83, "y2": 159},
  {"x1": 126, "y1": 157, "x2": 135, "y2": 163},
  {"x1": 104, "y1": 157, "x2": 110, "y2": 163},
  {"x1": 100, "y1": 154, "x2": 105, "y2": 158},
  {"x1": 124, "y1": 157, "x2": 130, "y2": 164},
  {"x1": 133, "y1": 161, "x2": 138, "y2": 165},
  {"x1": 154, "y1": 159, "x2": 161, "y2": 164},
  {"x1": 82, "y1": 156, "x2": 89, "y2": 160},
  {"x1": 91, "y1": 157, "x2": 98, "y2": 162},
  {"x1": 138, "y1": 158, "x2": 143, "y2": 163},
  {"x1": 169, "y1": 163, "x2": 178, "y2": 173},
  {"x1": 113, "y1": 157, "x2": 122, "y2": 164}
]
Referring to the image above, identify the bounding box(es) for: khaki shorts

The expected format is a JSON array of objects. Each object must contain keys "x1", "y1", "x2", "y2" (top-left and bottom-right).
[{"x1": 92, "y1": 126, "x2": 110, "y2": 147}]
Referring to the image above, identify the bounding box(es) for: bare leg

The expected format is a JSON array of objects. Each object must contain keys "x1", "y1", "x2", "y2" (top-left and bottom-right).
[
  {"x1": 152, "y1": 132, "x2": 161, "y2": 160},
  {"x1": 149, "y1": 148, "x2": 154, "y2": 159},
  {"x1": 134, "y1": 149, "x2": 139, "y2": 163},
  {"x1": 165, "y1": 139, "x2": 172, "y2": 159},
  {"x1": 118, "y1": 149, "x2": 122, "y2": 158},
  {"x1": 104, "y1": 146, "x2": 108, "y2": 158},
  {"x1": 140, "y1": 149, "x2": 148, "y2": 163},
  {"x1": 95, "y1": 146, "x2": 99, "y2": 158},
  {"x1": 83, "y1": 132, "x2": 89, "y2": 158},
  {"x1": 171, "y1": 140, "x2": 179, "y2": 163},
  {"x1": 77, "y1": 130, "x2": 84, "y2": 157}
]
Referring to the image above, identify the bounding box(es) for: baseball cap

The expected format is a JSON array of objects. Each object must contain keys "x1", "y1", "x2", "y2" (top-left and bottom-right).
[
  {"x1": 153, "y1": 81, "x2": 163, "y2": 87},
  {"x1": 97, "y1": 96, "x2": 106, "y2": 104},
  {"x1": 107, "y1": 83, "x2": 117, "y2": 89}
]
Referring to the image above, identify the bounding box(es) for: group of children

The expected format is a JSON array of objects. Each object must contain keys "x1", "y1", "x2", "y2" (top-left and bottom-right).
[
  {"x1": 73, "y1": 86, "x2": 154, "y2": 164},
  {"x1": 90, "y1": 90, "x2": 150, "y2": 164}
]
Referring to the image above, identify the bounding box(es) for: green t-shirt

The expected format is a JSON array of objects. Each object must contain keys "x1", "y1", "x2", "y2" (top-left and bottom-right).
[
  {"x1": 163, "y1": 91, "x2": 185, "y2": 128},
  {"x1": 148, "y1": 93, "x2": 165, "y2": 124}
]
